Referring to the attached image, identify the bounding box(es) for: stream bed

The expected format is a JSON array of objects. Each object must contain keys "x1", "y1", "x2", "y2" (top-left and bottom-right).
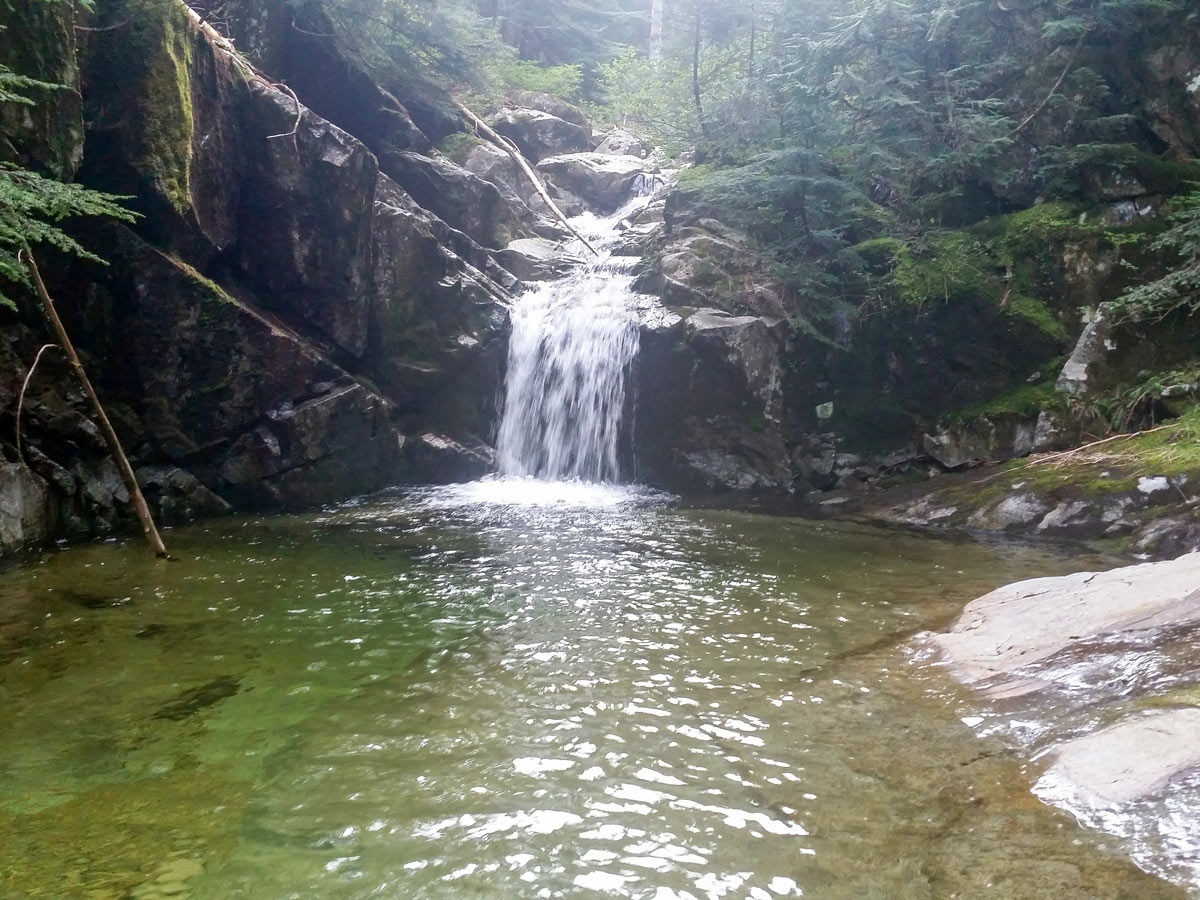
[{"x1": 0, "y1": 481, "x2": 1187, "y2": 899}]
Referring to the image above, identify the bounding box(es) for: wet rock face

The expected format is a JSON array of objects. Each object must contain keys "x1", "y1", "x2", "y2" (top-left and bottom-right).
[
  {"x1": 0, "y1": 0, "x2": 83, "y2": 179},
  {"x1": 634, "y1": 308, "x2": 794, "y2": 492},
  {"x1": 379, "y1": 149, "x2": 537, "y2": 250},
  {"x1": 222, "y1": 0, "x2": 439, "y2": 152},
  {"x1": 239, "y1": 84, "x2": 379, "y2": 358},
  {"x1": 0, "y1": 464, "x2": 50, "y2": 554}
]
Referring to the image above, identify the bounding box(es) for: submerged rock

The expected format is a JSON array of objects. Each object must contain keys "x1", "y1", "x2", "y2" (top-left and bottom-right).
[
  {"x1": 931, "y1": 552, "x2": 1200, "y2": 886},
  {"x1": 1042, "y1": 709, "x2": 1200, "y2": 804}
]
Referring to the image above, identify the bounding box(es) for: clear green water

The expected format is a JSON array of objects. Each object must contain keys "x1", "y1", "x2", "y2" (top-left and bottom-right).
[{"x1": 0, "y1": 482, "x2": 1183, "y2": 900}]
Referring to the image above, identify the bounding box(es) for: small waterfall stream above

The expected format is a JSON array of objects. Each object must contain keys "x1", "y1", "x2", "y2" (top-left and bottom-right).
[{"x1": 495, "y1": 187, "x2": 660, "y2": 483}]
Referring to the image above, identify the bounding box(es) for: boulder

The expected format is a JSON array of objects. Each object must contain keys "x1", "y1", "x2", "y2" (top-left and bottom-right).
[
  {"x1": 379, "y1": 149, "x2": 536, "y2": 249},
  {"x1": 965, "y1": 492, "x2": 1053, "y2": 530},
  {"x1": 460, "y1": 141, "x2": 577, "y2": 227},
  {"x1": 1040, "y1": 709, "x2": 1200, "y2": 804},
  {"x1": 0, "y1": 464, "x2": 50, "y2": 555},
  {"x1": 1057, "y1": 306, "x2": 1115, "y2": 397},
  {"x1": 653, "y1": 228, "x2": 788, "y2": 317},
  {"x1": 497, "y1": 237, "x2": 584, "y2": 282},
  {"x1": 634, "y1": 308, "x2": 793, "y2": 492},
  {"x1": 462, "y1": 141, "x2": 528, "y2": 203},
  {"x1": 921, "y1": 415, "x2": 1037, "y2": 470},
  {"x1": 511, "y1": 91, "x2": 589, "y2": 129},
  {"x1": 538, "y1": 152, "x2": 659, "y2": 213},
  {"x1": 595, "y1": 128, "x2": 651, "y2": 158},
  {"x1": 137, "y1": 465, "x2": 232, "y2": 525},
  {"x1": 490, "y1": 107, "x2": 591, "y2": 163},
  {"x1": 217, "y1": 382, "x2": 408, "y2": 508}
]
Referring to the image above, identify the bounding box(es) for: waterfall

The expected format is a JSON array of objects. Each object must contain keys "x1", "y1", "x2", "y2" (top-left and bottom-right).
[{"x1": 496, "y1": 188, "x2": 659, "y2": 484}]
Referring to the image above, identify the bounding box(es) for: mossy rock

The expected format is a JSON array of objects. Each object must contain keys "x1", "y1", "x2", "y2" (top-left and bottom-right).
[{"x1": 83, "y1": 0, "x2": 196, "y2": 216}]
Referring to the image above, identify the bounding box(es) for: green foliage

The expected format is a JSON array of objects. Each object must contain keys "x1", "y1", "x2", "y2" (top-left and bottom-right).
[
  {"x1": 302, "y1": 0, "x2": 639, "y2": 108},
  {"x1": 1110, "y1": 191, "x2": 1200, "y2": 322},
  {"x1": 1064, "y1": 364, "x2": 1200, "y2": 433},
  {"x1": 471, "y1": 51, "x2": 583, "y2": 105},
  {"x1": 0, "y1": 165, "x2": 137, "y2": 310},
  {"x1": 601, "y1": 47, "x2": 699, "y2": 153},
  {"x1": 0, "y1": 68, "x2": 61, "y2": 107}
]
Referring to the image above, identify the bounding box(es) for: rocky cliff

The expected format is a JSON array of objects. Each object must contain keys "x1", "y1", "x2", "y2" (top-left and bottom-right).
[{"x1": 0, "y1": 0, "x2": 671, "y2": 556}]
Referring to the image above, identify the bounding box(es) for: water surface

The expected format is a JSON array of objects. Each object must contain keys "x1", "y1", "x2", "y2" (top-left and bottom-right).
[{"x1": 0, "y1": 482, "x2": 1184, "y2": 899}]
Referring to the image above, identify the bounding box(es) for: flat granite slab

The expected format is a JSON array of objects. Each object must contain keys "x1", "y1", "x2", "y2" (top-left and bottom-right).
[
  {"x1": 930, "y1": 552, "x2": 1200, "y2": 889},
  {"x1": 932, "y1": 551, "x2": 1200, "y2": 685}
]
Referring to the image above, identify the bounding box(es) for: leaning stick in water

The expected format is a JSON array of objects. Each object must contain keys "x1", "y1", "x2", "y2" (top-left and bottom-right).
[
  {"x1": 20, "y1": 250, "x2": 170, "y2": 559},
  {"x1": 451, "y1": 99, "x2": 600, "y2": 257}
]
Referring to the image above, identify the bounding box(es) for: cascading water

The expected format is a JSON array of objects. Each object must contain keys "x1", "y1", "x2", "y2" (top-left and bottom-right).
[{"x1": 495, "y1": 181, "x2": 662, "y2": 483}]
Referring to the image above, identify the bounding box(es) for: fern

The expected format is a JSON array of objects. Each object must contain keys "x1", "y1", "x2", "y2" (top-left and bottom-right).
[
  {"x1": 0, "y1": 63, "x2": 137, "y2": 311},
  {"x1": 1109, "y1": 190, "x2": 1200, "y2": 322}
]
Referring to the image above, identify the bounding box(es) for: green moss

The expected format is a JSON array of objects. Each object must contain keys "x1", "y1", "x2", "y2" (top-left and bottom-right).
[
  {"x1": 1005, "y1": 293, "x2": 1067, "y2": 340},
  {"x1": 849, "y1": 236, "x2": 905, "y2": 269},
  {"x1": 437, "y1": 132, "x2": 484, "y2": 164},
  {"x1": 955, "y1": 405, "x2": 1200, "y2": 509},
  {"x1": 169, "y1": 256, "x2": 236, "y2": 305},
  {"x1": 972, "y1": 201, "x2": 1082, "y2": 263},
  {"x1": 1135, "y1": 685, "x2": 1200, "y2": 710},
  {"x1": 1118, "y1": 405, "x2": 1200, "y2": 473},
  {"x1": 143, "y1": 0, "x2": 195, "y2": 214},
  {"x1": 106, "y1": 0, "x2": 195, "y2": 214},
  {"x1": 958, "y1": 380, "x2": 1059, "y2": 420},
  {"x1": 674, "y1": 163, "x2": 718, "y2": 184},
  {"x1": 892, "y1": 231, "x2": 997, "y2": 306}
]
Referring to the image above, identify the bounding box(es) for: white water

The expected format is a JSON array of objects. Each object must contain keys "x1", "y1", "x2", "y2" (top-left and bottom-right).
[{"x1": 495, "y1": 187, "x2": 660, "y2": 484}]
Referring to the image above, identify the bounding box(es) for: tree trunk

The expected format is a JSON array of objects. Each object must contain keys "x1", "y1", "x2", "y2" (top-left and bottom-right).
[
  {"x1": 748, "y1": 1, "x2": 756, "y2": 79},
  {"x1": 451, "y1": 99, "x2": 599, "y2": 256},
  {"x1": 650, "y1": 0, "x2": 664, "y2": 65},
  {"x1": 692, "y1": 1, "x2": 708, "y2": 143},
  {"x1": 20, "y1": 250, "x2": 170, "y2": 559}
]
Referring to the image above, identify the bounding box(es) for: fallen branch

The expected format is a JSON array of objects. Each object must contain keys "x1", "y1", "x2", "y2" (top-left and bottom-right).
[
  {"x1": 450, "y1": 98, "x2": 599, "y2": 257},
  {"x1": 1027, "y1": 424, "x2": 1171, "y2": 466},
  {"x1": 15, "y1": 343, "x2": 59, "y2": 467},
  {"x1": 19, "y1": 250, "x2": 170, "y2": 560},
  {"x1": 265, "y1": 83, "x2": 303, "y2": 143}
]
